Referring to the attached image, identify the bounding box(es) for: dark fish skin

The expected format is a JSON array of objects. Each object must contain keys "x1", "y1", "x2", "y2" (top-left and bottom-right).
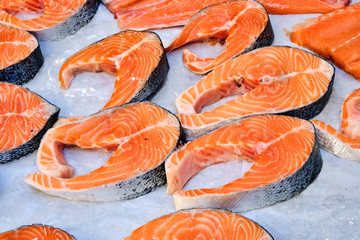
[
  {"x1": 82, "y1": 160, "x2": 168, "y2": 202},
  {"x1": 0, "y1": 94, "x2": 60, "y2": 164},
  {"x1": 34, "y1": 0, "x2": 99, "y2": 41},
  {"x1": 0, "y1": 45, "x2": 43, "y2": 85}
]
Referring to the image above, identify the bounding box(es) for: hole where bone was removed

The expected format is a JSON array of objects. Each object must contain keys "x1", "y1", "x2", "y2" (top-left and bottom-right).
[
  {"x1": 183, "y1": 160, "x2": 254, "y2": 191},
  {"x1": 64, "y1": 146, "x2": 114, "y2": 177}
]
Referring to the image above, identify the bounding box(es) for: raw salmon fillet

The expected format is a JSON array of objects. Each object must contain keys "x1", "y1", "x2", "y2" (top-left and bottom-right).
[
  {"x1": 124, "y1": 209, "x2": 273, "y2": 239},
  {"x1": 107, "y1": 0, "x2": 349, "y2": 30},
  {"x1": 176, "y1": 46, "x2": 334, "y2": 138},
  {"x1": 0, "y1": 224, "x2": 75, "y2": 240},
  {"x1": 166, "y1": 115, "x2": 322, "y2": 212},
  {"x1": 0, "y1": 82, "x2": 59, "y2": 163},
  {"x1": 25, "y1": 102, "x2": 181, "y2": 202},
  {"x1": 102, "y1": 0, "x2": 138, "y2": 12},
  {"x1": 290, "y1": 2, "x2": 360, "y2": 80},
  {"x1": 0, "y1": 24, "x2": 43, "y2": 84},
  {"x1": 59, "y1": 31, "x2": 169, "y2": 111},
  {"x1": 340, "y1": 88, "x2": 360, "y2": 138},
  {"x1": 165, "y1": 0, "x2": 273, "y2": 74},
  {"x1": 0, "y1": 0, "x2": 99, "y2": 41},
  {"x1": 312, "y1": 89, "x2": 360, "y2": 162},
  {"x1": 259, "y1": 0, "x2": 349, "y2": 14},
  {"x1": 0, "y1": 0, "x2": 44, "y2": 14},
  {"x1": 112, "y1": 0, "x2": 228, "y2": 30}
]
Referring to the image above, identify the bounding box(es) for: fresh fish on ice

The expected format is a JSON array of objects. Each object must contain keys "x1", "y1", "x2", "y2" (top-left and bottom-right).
[{"x1": 25, "y1": 102, "x2": 181, "y2": 202}]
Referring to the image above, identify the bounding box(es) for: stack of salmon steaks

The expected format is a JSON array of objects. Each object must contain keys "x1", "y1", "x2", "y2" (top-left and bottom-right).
[{"x1": 0, "y1": 0, "x2": 359, "y2": 239}]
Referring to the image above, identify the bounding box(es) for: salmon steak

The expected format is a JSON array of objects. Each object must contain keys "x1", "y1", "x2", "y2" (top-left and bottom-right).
[
  {"x1": 59, "y1": 31, "x2": 169, "y2": 111},
  {"x1": 290, "y1": 2, "x2": 360, "y2": 80},
  {"x1": 124, "y1": 209, "x2": 273, "y2": 239},
  {"x1": 25, "y1": 102, "x2": 181, "y2": 202},
  {"x1": 0, "y1": 24, "x2": 43, "y2": 85},
  {"x1": 165, "y1": 115, "x2": 322, "y2": 212},
  {"x1": 311, "y1": 89, "x2": 360, "y2": 162},
  {"x1": 106, "y1": 0, "x2": 349, "y2": 31},
  {"x1": 0, "y1": 0, "x2": 99, "y2": 41},
  {"x1": 0, "y1": 224, "x2": 75, "y2": 240},
  {"x1": 0, "y1": 0, "x2": 44, "y2": 14},
  {"x1": 0, "y1": 82, "x2": 59, "y2": 163},
  {"x1": 176, "y1": 46, "x2": 334, "y2": 138},
  {"x1": 165, "y1": 0, "x2": 274, "y2": 74}
]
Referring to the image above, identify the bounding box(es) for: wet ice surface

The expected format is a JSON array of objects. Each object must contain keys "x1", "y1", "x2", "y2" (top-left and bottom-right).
[{"x1": 1, "y1": 2, "x2": 360, "y2": 240}]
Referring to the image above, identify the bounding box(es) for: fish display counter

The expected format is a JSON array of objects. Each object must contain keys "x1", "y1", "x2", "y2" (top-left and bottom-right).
[{"x1": 1, "y1": 1, "x2": 360, "y2": 239}]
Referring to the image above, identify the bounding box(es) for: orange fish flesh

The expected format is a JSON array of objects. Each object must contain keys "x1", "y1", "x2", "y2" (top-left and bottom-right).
[
  {"x1": 124, "y1": 209, "x2": 273, "y2": 239},
  {"x1": 112, "y1": 0, "x2": 228, "y2": 30},
  {"x1": 25, "y1": 102, "x2": 181, "y2": 202},
  {"x1": 0, "y1": 224, "x2": 75, "y2": 240},
  {"x1": 260, "y1": 0, "x2": 349, "y2": 14},
  {"x1": 165, "y1": 115, "x2": 322, "y2": 212},
  {"x1": 0, "y1": 82, "x2": 59, "y2": 163},
  {"x1": 0, "y1": 0, "x2": 99, "y2": 41},
  {"x1": 0, "y1": 0, "x2": 44, "y2": 15},
  {"x1": 165, "y1": 0, "x2": 273, "y2": 74},
  {"x1": 340, "y1": 89, "x2": 360, "y2": 139},
  {"x1": 102, "y1": 0, "x2": 139, "y2": 12},
  {"x1": 0, "y1": 24, "x2": 43, "y2": 84},
  {"x1": 176, "y1": 46, "x2": 334, "y2": 139},
  {"x1": 107, "y1": 0, "x2": 349, "y2": 31},
  {"x1": 59, "y1": 31, "x2": 169, "y2": 111},
  {"x1": 290, "y1": 2, "x2": 360, "y2": 80},
  {"x1": 311, "y1": 89, "x2": 360, "y2": 162}
]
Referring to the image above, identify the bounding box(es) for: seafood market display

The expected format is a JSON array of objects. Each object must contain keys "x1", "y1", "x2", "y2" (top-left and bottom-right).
[
  {"x1": 124, "y1": 209, "x2": 273, "y2": 239},
  {"x1": 290, "y1": 2, "x2": 360, "y2": 80},
  {"x1": 0, "y1": 0, "x2": 99, "y2": 41},
  {"x1": 0, "y1": 24, "x2": 43, "y2": 85},
  {"x1": 176, "y1": 46, "x2": 334, "y2": 138},
  {"x1": 1, "y1": 0, "x2": 360, "y2": 239},
  {"x1": 25, "y1": 102, "x2": 181, "y2": 202},
  {"x1": 312, "y1": 89, "x2": 360, "y2": 161},
  {"x1": 0, "y1": 82, "x2": 59, "y2": 163},
  {"x1": 105, "y1": 0, "x2": 350, "y2": 31},
  {"x1": 166, "y1": 0, "x2": 274, "y2": 74},
  {"x1": 166, "y1": 115, "x2": 322, "y2": 211},
  {"x1": 59, "y1": 31, "x2": 169, "y2": 111},
  {"x1": 0, "y1": 224, "x2": 76, "y2": 239}
]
